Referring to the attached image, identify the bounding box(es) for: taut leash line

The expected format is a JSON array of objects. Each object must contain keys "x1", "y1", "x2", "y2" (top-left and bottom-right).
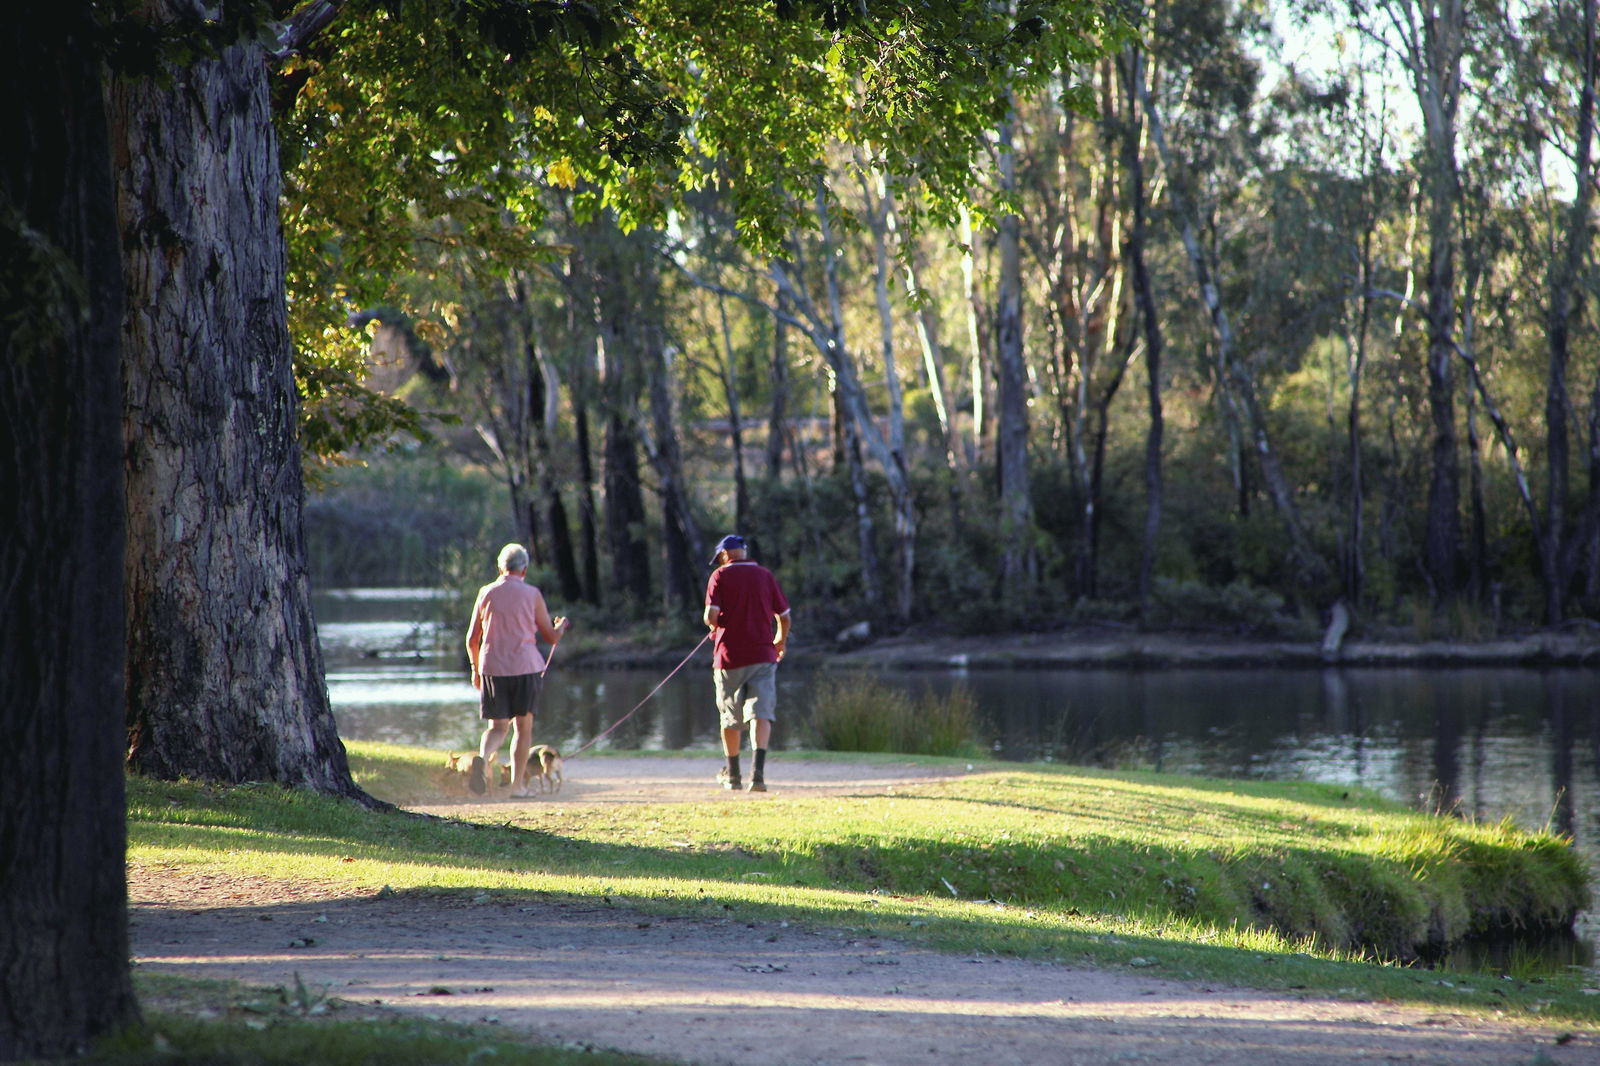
[{"x1": 565, "y1": 632, "x2": 712, "y2": 760}]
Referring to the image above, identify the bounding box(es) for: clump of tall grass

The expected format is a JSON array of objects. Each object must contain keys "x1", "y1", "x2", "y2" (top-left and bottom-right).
[{"x1": 810, "y1": 673, "x2": 979, "y2": 757}]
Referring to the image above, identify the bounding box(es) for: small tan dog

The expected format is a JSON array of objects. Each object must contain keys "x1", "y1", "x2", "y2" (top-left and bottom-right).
[
  {"x1": 443, "y1": 752, "x2": 511, "y2": 794},
  {"x1": 527, "y1": 745, "x2": 564, "y2": 794}
]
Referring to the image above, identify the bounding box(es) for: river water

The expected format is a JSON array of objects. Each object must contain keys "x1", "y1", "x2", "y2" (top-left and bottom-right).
[{"x1": 317, "y1": 588, "x2": 1599, "y2": 970}]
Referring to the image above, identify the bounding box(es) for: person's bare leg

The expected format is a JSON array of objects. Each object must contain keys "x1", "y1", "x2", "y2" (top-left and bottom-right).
[
  {"x1": 479, "y1": 720, "x2": 510, "y2": 775},
  {"x1": 510, "y1": 713, "x2": 534, "y2": 793}
]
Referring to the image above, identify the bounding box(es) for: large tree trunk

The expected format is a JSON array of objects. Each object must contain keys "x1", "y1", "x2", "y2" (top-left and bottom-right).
[
  {"x1": 994, "y1": 108, "x2": 1037, "y2": 587},
  {"x1": 716, "y1": 292, "x2": 752, "y2": 535},
  {"x1": 1123, "y1": 49, "x2": 1165, "y2": 614},
  {"x1": 766, "y1": 287, "x2": 792, "y2": 484},
  {"x1": 574, "y1": 399, "x2": 603, "y2": 604},
  {"x1": 566, "y1": 251, "x2": 603, "y2": 605},
  {"x1": 1401, "y1": 0, "x2": 1466, "y2": 606},
  {"x1": 0, "y1": 6, "x2": 141, "y2": 1055},
  {"x1": 110, "y1": 5, "x2": 359, "y2": 796},
  {"x1": 863, "y1": 172, "x2": 917, "y2": 623},
  {"x1": 1545, "y1": 0, "x2": 1598, "y2": 621},
  {"x1": 528, "y1": 341, "x2": 582, "y2": 602},
  {"x1": 957, "y1": 203, "x2": 986, "y2": 468},
  {"x1": 646, "y1": 308, "x2": 703, "y2": 612}
]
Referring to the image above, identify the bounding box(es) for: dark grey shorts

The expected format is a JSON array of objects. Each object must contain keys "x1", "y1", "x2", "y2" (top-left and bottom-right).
[
  {"x1": 480, "y1": 673, "x2": 543, "y2": 721},
  {"x1": 714, "y1": 662, "x2": 778, "y2": 729}
]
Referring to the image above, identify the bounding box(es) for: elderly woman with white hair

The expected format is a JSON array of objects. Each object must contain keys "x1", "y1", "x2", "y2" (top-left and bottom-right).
[{"x1": 464, "y1": 542, "x2": 570, "y2": 797}]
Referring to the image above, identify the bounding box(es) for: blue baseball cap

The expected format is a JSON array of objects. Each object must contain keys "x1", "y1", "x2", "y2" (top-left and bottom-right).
[{"x1": 710, "y1": 534, "x2": 746, "y2": 564}]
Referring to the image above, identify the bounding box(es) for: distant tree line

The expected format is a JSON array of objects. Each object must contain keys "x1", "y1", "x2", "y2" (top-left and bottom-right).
[{"x1": 315, "y1": 0, "x2": 1600, "y2": 640}]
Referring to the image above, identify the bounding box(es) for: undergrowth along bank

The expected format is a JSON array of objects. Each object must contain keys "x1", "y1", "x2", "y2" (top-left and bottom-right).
[{"x1": 125, "y1": 745, "x2": 1599, "y2": 1025}]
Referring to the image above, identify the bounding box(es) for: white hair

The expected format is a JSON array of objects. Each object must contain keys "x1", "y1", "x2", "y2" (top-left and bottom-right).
[{"x1": 497, "y1": 543, "x2": 529, "y2": 573}]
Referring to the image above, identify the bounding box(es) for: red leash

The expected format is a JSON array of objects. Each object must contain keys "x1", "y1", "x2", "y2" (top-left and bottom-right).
[{"x1": 564, "y1": 632, "x2": 712, "y2": 759}]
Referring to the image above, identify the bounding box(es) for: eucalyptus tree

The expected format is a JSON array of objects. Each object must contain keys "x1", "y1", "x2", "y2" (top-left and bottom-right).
[
  {"x1": 1, "y1": 5, "x2": 141, "y2": 1054},
  {"x1": 1475, "y1": 0, "x2": 1600, "y2": 621},
  {"x1": 1347, "y1": 0, "x2": 1471, "y2": 606},
  {"x1": 1133, "y1": 0, "x2": 1331, "y2": 590},
  {"x1": 99, "y1": 0, "x2": 1121, "y2": 792},
  {"x1": 1004, "y1": 65, "x2": 1138, "y2": 600}
]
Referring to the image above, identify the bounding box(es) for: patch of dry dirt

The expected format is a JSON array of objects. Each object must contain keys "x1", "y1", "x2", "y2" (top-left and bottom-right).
[{"x1": 129, "y1": 757, "x2": 1598, "y2": 1066}]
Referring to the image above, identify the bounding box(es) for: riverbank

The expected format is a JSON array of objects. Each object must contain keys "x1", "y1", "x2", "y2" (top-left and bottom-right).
[
  {"x1": 558, "y1": 621, "x2": 1600, "y2": 672},
  {"x1": 118, "y1": 749, "x2": 1600, "y2": 1066}
]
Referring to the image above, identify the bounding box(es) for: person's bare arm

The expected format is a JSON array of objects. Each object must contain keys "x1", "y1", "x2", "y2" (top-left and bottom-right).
[
  {"x1": 534, "y1": 591, "x2": 570, "y2": 644},
  {"x1": 465, "y1": 593, "x2": 486, "y2": 689},
  {"x1": 704, "y1": 605, "x2": 721, "y2": 630},
  {"x1": 773, "y1": 610, "x2": 791, "y2": 661}
]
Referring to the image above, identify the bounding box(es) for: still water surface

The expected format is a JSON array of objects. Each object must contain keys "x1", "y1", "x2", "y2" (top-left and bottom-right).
[{"x1": 318, "y1": 588, "x2": 1600, "y2": 970}]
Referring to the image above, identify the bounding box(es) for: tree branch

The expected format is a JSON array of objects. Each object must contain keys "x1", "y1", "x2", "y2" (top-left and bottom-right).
[{"x1": 272, "y1": 0, "x2": 347, "y2": 60}]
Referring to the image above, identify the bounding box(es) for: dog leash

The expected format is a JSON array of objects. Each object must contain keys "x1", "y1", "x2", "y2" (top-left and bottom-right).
[
  {"x1": 540, "y1": 629, "x2": 563, "y2": 678},
  {"x1": 564, "y1": 631, "x2": 712, "y2": 760}
]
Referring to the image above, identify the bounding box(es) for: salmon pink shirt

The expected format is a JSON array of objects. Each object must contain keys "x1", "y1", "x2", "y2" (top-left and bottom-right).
[{"x1": 465, "y1": 574, "x2": 548, "y2": 677}]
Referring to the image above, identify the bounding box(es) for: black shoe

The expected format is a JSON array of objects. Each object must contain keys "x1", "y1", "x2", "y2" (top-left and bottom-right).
[
  {"x1": 746, "y1": 779, "x2": 767, "y2": 793},
  {"x1": 467, "y1": 755, "x2": 487, "y2": 795}
]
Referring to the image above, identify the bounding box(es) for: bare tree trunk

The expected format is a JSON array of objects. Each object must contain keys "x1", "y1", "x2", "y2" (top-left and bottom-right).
[
  {"x1": 1343, "y1": 263, "x2": 1372, "y2": 608},
  {"x1": 0, "y1": 8, "x2": 140, "y2": 1051},
  {"x1": 994, "y1": 107, "x2": 1037, "y2": 587},
  {"x1": 769, "y1": 182, "x2": 925, "y2": 619},
  {"x1": 1123, "y1": 48, "x2": 1165, "y2": 613},
  {"x1": 574, "y1": 398, "x2": 602, "y2": 604},
  {"x1": 863, "y1": 167, "x2": 909, "y2": 470},
  {"x1": 1393, "y1": 0, "x2": 1467, "y2": 606},
  {"x1": 716, "y1": 292, "x2": 752, "y2": 534},
  {"x1": 566, "y1": 253, "x2": 603, "y2": 604},
  {"x1": 1545, "y1": 0, "x2": 1598, "y2": 620},
  {"x1": 958, "y1": 204, "x2": 986, "y2": 467},
  {"x1": 111, "y1": 7, "x2": 359, "y2": 796},
  {"x1": 645, "y1": 310, "x2": 703, "y2": 612},
  {"x1": 766, "y1": 287, "x2": 792, "y2": 482},
  {"x1": 1044, "y1": 60, "x2": 1127, "y2": 600},
  {"x1": 528, "y1": 338, "x2": 582, "y2": 601},
  {"x1": 1136, "y1": 68, "x2": 1326, "y2": 587},
  {"x1": 903, "y1": 238, "x2": 966, "y2": 544}
]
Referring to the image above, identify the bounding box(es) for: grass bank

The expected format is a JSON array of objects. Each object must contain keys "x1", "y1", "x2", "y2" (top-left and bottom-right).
[{"x1": 116, "y1": 746, "x2": 1599, "y2": 1060}]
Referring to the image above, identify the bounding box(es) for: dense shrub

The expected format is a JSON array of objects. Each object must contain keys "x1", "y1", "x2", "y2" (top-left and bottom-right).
[{"x1": 810, "y1": 672, "x2": 980, "y2": 756}]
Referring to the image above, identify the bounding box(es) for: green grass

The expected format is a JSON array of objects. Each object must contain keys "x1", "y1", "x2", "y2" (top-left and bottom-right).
[{"x1": 118, "y1": 742, "x2": 1600, "y2": 1064}]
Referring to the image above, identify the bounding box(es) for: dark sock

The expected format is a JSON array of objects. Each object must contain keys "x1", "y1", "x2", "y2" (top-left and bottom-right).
[
  {"x1": 726, "y1": 754, "x2": 741, "y2": 780},
  {"x1": 753, "y1": 749, "x2": 767, "y2": 779}
]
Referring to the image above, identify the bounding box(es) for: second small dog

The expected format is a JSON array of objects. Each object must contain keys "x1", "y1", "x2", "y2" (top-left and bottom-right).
[{"x1": 528, "y1": 745, "x2": 564, "y2": 794}]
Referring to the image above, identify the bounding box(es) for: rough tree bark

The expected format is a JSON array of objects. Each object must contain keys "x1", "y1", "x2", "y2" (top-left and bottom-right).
[
  {"x1": 994, "y1": 107, "x2": 1038, "y2": 587},
  {"x1": 0, "y1": 5, "x2": 142, "y2": 1055},
  {"x1": 110, "y1": 3, "x2": 360, "y2": 796}
]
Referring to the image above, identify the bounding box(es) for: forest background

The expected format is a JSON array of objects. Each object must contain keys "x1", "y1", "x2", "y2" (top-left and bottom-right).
[{"x1": 301, "y1": 0, "x2": 1600, "y2": 646}]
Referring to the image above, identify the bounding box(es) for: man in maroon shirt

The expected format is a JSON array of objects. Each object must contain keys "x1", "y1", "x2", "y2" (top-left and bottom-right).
[{"x1": 703, "y1": 534, "x2": 791, "y2": 792}]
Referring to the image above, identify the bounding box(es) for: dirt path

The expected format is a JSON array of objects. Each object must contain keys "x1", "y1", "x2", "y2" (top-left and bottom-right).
[{"x1": 129, "y1": 757, "x2": 1598, "y2": 1066}]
